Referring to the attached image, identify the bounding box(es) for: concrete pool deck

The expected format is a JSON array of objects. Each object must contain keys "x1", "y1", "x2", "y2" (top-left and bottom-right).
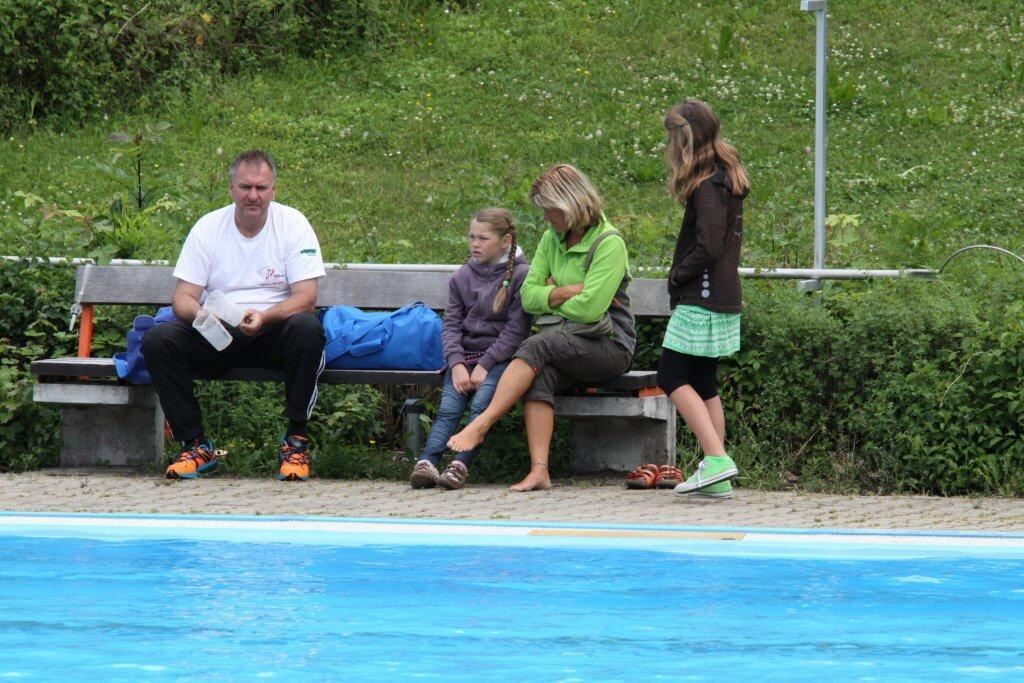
[{"x1": 1, "y1": 469, "x2": 1022, "y2": 531}]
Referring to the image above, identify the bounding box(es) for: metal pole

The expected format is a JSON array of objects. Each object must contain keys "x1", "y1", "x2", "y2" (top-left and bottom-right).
[
  {"x1": 813, "y1": 3, "x2": 826, "y2": 270},
  {"x1": 800, "y1": 0, "x2": 827, "y2": 292}
]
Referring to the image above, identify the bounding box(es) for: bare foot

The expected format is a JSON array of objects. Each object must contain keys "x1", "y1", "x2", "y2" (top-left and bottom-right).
[
  {"x1": 448, "y1": 423, "x2": 487, "y2": 453},
  {"x1": 509, "y1": 466, "x2": 551, "y2": 492}
]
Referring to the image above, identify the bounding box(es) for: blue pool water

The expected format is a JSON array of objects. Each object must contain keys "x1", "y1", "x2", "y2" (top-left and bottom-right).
[{"x1": 2, "y1": 515, "x2": 1024, "y2": 681}]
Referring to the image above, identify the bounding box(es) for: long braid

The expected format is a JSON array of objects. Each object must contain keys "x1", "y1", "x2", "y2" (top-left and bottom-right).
[
  {"x1": 493, "y1": 227, "x2": 517, "y2": 313},
  {"x1": 470, "y1": 207, "x2": 517, "y2": 313}
]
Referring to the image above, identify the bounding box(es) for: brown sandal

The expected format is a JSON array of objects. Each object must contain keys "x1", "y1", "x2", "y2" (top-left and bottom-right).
[
  {"x1": 625, "y1": 463, "x2": 660, "y2": 490},
  {"x1": 654, "y1": 464, "x2": 683, "y2": 489}
]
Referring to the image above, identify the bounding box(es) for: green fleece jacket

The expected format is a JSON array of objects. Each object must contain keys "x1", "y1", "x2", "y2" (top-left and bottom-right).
[{"x1": 520, "y1": 217, "x2": 630, "y2": 323}]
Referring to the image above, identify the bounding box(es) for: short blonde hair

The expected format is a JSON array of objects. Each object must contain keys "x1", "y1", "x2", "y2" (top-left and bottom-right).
[{"x1": 529, "y1": 164, "x2": 603, "y2": 232}]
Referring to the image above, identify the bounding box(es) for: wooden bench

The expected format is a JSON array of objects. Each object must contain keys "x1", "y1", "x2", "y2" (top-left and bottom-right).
[{"x1": 31, "y1": 264, "x2": 676, "y2": 473}]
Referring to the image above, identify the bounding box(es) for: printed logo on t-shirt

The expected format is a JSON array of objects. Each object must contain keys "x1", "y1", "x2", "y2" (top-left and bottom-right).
[
  {"x1": 258, "y1": 266, "x2": 286, "y2": 288},
  {"x1": 300, "y1": 248, "x2": 317, "y2": 255}
]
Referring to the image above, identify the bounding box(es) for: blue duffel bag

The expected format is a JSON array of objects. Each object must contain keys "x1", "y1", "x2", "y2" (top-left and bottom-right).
[
  {"x1": 322, "y1": 302, "x2": 443, "y2": 371},
  {"x1": 112, "y1": 306, "x2": 177, "y2": 384}
]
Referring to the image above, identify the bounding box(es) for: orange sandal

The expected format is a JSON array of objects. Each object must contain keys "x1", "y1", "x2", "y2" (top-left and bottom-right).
[
  {"x1": 625, "y1": 463, "x2": 660, "y2": 490},
  {"x1": 654, "y1": 464, "x2": 683, "y2": 489}
]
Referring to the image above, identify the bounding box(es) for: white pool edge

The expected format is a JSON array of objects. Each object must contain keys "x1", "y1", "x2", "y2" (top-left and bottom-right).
[{"x1": 3, "y1": 511, "x2": 1024, "y2": 559}]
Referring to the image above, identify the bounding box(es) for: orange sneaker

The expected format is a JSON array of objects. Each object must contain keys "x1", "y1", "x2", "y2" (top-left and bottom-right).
[
  {"x1": 166, "y1": 441, "x2": 218, "y2": 479},
  {"x1": 278, "y1": 435, "x2": 311, "y2": 481}
]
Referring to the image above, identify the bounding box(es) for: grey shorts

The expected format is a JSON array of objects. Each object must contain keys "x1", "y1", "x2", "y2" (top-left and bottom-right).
[{"x1": 513, "y1": 329, "x2": 633, "y2": 405}]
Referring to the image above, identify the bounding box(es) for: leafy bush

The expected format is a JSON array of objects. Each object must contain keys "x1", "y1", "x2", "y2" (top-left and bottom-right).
[
  {"x1": 0, "y1": 261, "x2": 77, "y2": 471},
  {"x1": 2, "y1": 185, "x2": 184, "y2": 266},
  {"x1": 718, "y1": 278, "x2": 1024, "y2": 495}
]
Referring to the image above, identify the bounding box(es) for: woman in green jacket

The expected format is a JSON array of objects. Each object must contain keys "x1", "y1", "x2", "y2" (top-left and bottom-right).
[{"x1": 448, "y1": 164, "x2": 635, "y2": 491}]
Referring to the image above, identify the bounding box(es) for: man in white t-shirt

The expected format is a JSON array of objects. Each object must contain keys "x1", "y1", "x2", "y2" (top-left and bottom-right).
[{"x1": 142, "y1": 150, "x2": 326, "y2": 481}]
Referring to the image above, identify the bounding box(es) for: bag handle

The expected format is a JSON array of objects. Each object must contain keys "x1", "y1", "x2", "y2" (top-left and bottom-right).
[
  {"x1": 349, "y1": 316, "x2": 395, "y2": 356},
  {"x1": 325, "y1": 316, "x2": 389, "y2": 362},
  {"x1": 324, "y1": 303, "x2": 424, "y2": 361}
]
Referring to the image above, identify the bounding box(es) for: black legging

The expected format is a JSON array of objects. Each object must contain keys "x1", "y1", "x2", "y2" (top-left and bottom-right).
[{"x1": 656, "y1": 347, "x2": 719, "y2": 400}]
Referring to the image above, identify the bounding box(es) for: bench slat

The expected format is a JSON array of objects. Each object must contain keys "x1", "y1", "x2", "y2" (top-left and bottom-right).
[
  {"x1": 32, "y1": 357, "x2": 117, "y2": 378},
  {"x1": 72, "y1": 266, "x2": 673, "y2": 316},
  {"x1": 78, "y1": 266, "x2": 176, "y2": 305},
  {"x1": 224, "y1": 368, "x2": 445, "y2": 385},
  {"x1": 32, "y1": 358, "x2": 657, "y2": 390},
  {"x1": 73, "y1": 266, "x2": 452, "y2": 309},
  {"x1": 32, "y1": 358, "x2": 444, "y2": 386},
  {"x1": 568, "y1": 370, "x2": 659, "y2": 391},
  {"x1": 317, "y1": 270, "x2": 450, "y2": 310}
]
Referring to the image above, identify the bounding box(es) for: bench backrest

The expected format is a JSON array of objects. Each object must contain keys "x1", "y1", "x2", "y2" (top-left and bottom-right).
[{"x1": 73, "y1": 265, "x2": 674, "y2": 317}]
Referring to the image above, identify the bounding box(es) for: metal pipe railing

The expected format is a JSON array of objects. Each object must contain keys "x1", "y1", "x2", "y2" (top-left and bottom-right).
[
  {"x1": 0, "y1": 256, "x2": 942, "y2": 280},
  {"x1": 739, "y1": 267, "x2": 934, "y2": 280},
  {"x1": 331, "y1": 264, "x2": 938, "y2": 280}
]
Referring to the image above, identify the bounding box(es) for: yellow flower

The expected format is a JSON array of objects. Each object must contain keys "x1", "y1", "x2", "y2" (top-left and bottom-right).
[{"x1": 201, "y1": 12, "x2": 212, "y2": 24}]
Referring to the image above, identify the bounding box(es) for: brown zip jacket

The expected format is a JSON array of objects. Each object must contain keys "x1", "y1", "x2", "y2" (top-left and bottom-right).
[{"x1": 667, "y1": 166, "x2": 748, "y2": 313}]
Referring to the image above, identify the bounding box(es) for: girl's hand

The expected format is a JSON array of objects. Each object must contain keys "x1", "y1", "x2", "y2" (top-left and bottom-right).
[
  {"x1": 469, "y1": 364, "x2": 488, "y2": 390},
  {"x1": 451, "y1": 364, "x2": 472, "y2": 394}
]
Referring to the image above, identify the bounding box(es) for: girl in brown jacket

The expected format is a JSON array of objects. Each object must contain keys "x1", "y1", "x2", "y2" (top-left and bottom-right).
[{"x1": 657, "y1": 99, "x2": 750, "y2": 499}]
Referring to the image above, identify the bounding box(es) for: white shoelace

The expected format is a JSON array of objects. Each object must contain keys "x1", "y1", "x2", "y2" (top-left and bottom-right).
[{"x1": 694, "y1": 460, "x2": 707, "y2": 485}]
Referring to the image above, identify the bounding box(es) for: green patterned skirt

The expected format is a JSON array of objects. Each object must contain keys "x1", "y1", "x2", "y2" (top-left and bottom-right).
[{"x1": 662, "y1": 304, "x2": 741, "y2": 358}]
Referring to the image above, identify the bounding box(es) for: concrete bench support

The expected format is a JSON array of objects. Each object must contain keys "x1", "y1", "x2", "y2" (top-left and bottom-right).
[
  {"x1": 554, "y1": 393, "x2": 677, "y2": 473},
  {"x1": 33, "y1": 383, "x2": 165, "y2": 468}
]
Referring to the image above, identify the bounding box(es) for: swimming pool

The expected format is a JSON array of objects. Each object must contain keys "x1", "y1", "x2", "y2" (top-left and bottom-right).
[{"x1": 2, "y1": 513, "x2": 1023, "y2": 681}]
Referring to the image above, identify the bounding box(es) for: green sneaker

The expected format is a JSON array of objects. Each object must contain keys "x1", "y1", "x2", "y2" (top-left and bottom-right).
[
  {"x1": 673, "y1": 455, "x2": 738, "y2": 495},
  {"x1": 689, "y1": 480, "x2": 734, "y2": 499}
]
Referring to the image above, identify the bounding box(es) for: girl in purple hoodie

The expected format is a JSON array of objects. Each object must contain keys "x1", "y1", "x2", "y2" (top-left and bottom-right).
[{"x1": 409, "y1": 208, "x2": 531, "y2": 490}]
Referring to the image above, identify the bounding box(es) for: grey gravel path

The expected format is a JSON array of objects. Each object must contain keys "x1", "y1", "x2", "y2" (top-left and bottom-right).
[{"x1": 2, "y1": 469, "x2": 1022, "y2": 532}]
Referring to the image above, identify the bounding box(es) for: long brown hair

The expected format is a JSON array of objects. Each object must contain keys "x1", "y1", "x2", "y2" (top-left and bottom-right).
[
  {"x1": 664, "y1": 99, "x2": 749, "y2": 202},
  {"x1": 470, "y1": 207, "x2": 518, "y2": 313}
]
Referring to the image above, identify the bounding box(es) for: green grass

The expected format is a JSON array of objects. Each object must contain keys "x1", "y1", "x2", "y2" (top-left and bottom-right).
[
  {"x1": 3, "y1": 0, "x2": 1023, "y2": 271},
  {"x1": 4, "y1": 0, "x2": 1024, "y2": 488}
]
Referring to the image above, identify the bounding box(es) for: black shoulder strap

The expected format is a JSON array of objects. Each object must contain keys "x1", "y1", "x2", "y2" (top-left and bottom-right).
[{"x1": 582, "y1": 228, "x2": 623, "y2": 272}]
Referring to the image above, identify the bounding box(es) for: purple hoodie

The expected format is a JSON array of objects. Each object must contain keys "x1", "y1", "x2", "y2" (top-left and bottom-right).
[{"x1": 443, "y1": 249, "x2": 531, "y2": 371}]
